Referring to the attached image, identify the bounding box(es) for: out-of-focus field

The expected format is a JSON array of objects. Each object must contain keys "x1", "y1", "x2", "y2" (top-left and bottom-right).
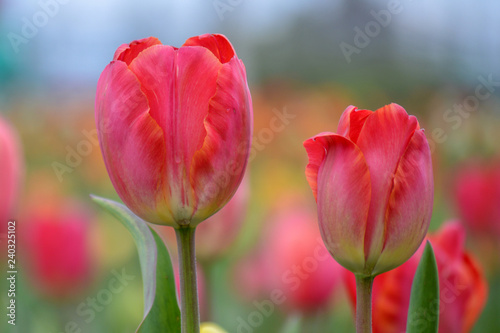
[{"x1": 1, "y1": 1, "x2": 500, "y2": 332}]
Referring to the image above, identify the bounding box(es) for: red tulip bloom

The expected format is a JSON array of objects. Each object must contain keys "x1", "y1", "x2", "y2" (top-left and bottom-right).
[
  {"x1": 453, "y1": 161, "x2": 500, "y2": 238},
  {"x1": 345, "y1": 221, "x2": 488, "y2": 333},
  {"x1": 95, "y1": 34, "x2": 252, "y2": 227},
  {"x1": 304, "y1": 104, "x2": 433, "y2": 276},
  {"x1": 0, "y1": 116, "x2": 22, "y2": 224},
  {"x1": 22, "y1": 205, "x2": 93, "y2": 300},
  {"x1": 236, "y1": 203, "x2": 341, "y2": 313}
]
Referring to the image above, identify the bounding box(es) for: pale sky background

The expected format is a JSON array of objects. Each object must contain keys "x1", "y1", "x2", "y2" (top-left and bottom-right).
[{"x1": 1, "y1": 0, "x2": 499, "y2": 94}]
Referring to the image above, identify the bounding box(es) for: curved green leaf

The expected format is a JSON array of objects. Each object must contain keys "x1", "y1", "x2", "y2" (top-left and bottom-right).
[
  {"x1": 406, "y1": 240, "x2": 440, "y2": 333},
  {"x1": 91, "y1": 195, "x2": 180, "y2": 333}
]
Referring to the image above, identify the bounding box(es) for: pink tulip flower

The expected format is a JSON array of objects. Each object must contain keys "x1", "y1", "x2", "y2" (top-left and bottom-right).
[
  {"x1": 304, "y1": 104, "x2": 433, "y2": 276},
  {"x1": 0, "y1": 116, "x2": 22, "y2": 224},
  {"x1": 95, "y1": 34, "x2": 252, "y2": 227},
  {"x1": 262, "y1": 208, "x2": 341, "y2": 312},
  {"x1": 453, "y1": 160, "x2": 500, "y2": 238},
  {"x1": 22, "y1": 204, "x2": 93, "y2": 300},
  {"x1": 235, "y1": 202, "x2": 342, "y2": 313}
]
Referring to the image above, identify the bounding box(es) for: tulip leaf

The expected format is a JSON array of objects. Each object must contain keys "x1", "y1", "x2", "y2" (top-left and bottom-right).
[
  {"x1": 91, "y1": 195, "x2": 180, "y2": 333},
  {"x1": 406, "y1": 240, "x2": 439, "y2": 333}
]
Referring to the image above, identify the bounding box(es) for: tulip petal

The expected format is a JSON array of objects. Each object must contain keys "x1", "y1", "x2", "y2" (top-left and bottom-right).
[
  {"x1": 337, "y1": 105, "x2": 373, "y2": 143},
  {"x1": 190, "y1": 57, "x2": 253, "y2": 223},
  {"x1": 373, "y1": 129, "x2": 433, "y2": 275},
  {"x1": 304, "y1": 131, "x2": 336, "y2": 201},
  {"x1": 462, "y1": 254, "x2": 488, "y2": 333},
  {"x1": 113, "y1": 37, "x2": 162, "y2": 65},
  {"x1": 183, "y1": 34, "x2": 235, "y2": 64},
  {"x1": 355, "y1": 103, "x2": 420, "y2": 269},
  {"x1": 429, "y1": 221, "x2": 465, "y2": 261},
  {"x1": 95, "y1": 61, "x2": 170, "y2": 224},
  {"x1": 313, "y1": 134, "x2": 371, "y2": 273},
  {"x1": 127, "y1": 44, "x2": 223, "y2": 223}
]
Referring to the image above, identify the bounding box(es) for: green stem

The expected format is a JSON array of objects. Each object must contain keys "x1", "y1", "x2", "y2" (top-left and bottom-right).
[
  {"x1": 175, "y1": 226, "x2": 200, "y2": 333},
  {"x1": 355, "y1": 275, "x2": 374, "y2": 333}
]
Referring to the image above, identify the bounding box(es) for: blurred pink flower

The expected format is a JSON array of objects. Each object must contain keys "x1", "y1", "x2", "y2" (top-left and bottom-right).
[
  {"x1": 236, "y1": 201, "x2": 341, "y2": 313},
  {"x1": 0, "y1": 116, "x2": 22, "y2": 224},
  {"x1": 453, "y1": 160, "x2": 500, "y2": 238},
  {"x1": 195, "y1": 175, "x2": 249, "y2": 260},
  {"x1": 22, "y1": 203, "x2": 94, "y2": 300}
]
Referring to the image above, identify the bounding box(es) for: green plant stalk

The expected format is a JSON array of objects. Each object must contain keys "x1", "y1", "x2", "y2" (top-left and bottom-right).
[
  {"x1": 355, "y1": 275, "x2": 374, "y2": 333},
  {"x1": 175, "y1": 226, "x2": 200, "y2": 333}
]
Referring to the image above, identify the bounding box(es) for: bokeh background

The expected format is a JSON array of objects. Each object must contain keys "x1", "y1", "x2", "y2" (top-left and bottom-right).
[{"x1": 1, "y1": 0, "x2": 500, "y2": 332}]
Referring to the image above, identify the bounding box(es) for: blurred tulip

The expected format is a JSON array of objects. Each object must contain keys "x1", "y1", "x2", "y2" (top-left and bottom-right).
[
  {"x1": 237, "y1": 202, "x2": 341, "y2": 313},
  {"x1": 158, "y1": 174, "x2": 249, "y2": 261},
  {"x1": 22, "y1": 203, "x2": 94, "y2": 300},
  {"x1": 453, "y1": 160, "x2": 500, "y2": 237},
  {"x1": 195, "y1": 174, "x2": 249, "y2": 260},
  {"x1": 304, "y1": 104, "x2": 433, "y2": 276},
  {"x1": 200, "y1": 322, "x2": 228, "y2": 333},
  {"x1": 345, "y1": 221, "x2": 488, "y2": 333},
  {"x1": 95, "y1": 34, "x2": 252, "y2": 227},
  {"x1": 0, "y1": 116, "x2": 22, "y2": 224}
]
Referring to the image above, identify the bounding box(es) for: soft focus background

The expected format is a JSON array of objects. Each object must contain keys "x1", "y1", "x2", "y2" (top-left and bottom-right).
[{"x1": 1, "y1": 0, "x2": 500, "y2": 332}]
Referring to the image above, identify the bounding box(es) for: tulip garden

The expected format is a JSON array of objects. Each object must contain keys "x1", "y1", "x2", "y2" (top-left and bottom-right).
[{"x1": 1, "y1": 2, "x2": 500, "y2": 333}]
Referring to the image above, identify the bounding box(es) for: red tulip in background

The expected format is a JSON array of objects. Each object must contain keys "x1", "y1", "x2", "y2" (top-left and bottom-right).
[
  {"x1": 22, "y1": 204, "x2": 94, "y2": 300},
  {"x1": 237, "y1": 202, "x2": 341, "y2": 313},
  {"x1": 0, "y1": 116, "x2": 22, "y2": 225},
  {"x1": 453, "y1": 161, "x2": 500, "y2": 238},
  {"x1": 304, "y1": 104, "x2": 433, "y2": 276},
  {"x1": 0, "y1": 116, "x2": 22, "y2": 267},
  {"x1": 194, "y1": 175, "x2": 249, "y2": 260},
  {"x1": 95, "y1": 34, "x2": 252, "y2": 227},
  {"x1": 344, "y1": 221, "x2": 488, "y2": 333}
]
